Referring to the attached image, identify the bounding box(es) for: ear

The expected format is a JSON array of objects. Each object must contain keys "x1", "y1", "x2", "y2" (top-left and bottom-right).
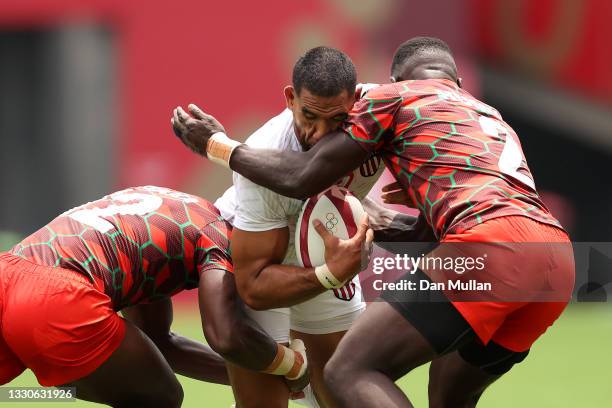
[{"x1": 284, "y1": 86, "x2": 296, "y2": 109}]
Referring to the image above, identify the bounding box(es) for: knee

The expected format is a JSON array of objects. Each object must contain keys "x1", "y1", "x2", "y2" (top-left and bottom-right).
[
  {"x1": 323, "y1": 355, "x2": 351, "y2": 392},
  {"x1": 205, "y1": 331, "x2": 240, "y2": 358}
]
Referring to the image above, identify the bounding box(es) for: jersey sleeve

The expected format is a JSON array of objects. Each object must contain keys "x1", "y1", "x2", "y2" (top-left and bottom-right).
[
  {"x1": 342, "y1": 85, "x2": 403, "y2": 152},
  {"x1": 196, "y1": 219, "x2": 234, "y2": 275},
  {"x1": 232, "y1": 172, "x2": 293, "y2": 231}
]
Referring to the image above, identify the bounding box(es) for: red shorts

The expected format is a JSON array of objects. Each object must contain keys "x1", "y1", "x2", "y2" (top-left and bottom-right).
[
  {"x1": 0, "y1": 253, "x2": 126, "y2": 386},
  {"x1": 442, "y1": 216, "x2": 575, "y2": 352}
]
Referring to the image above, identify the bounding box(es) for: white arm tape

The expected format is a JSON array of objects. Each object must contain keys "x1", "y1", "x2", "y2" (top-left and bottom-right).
[
  {"x1": 315, "y1": 264, "x2": 344, "y2": 289},
  {"x1": 206, "y1": 132, "x2": 242, "y2": 169},
  {"x1": 286, "y1": 339, "x2": 307, "y2": 380}
]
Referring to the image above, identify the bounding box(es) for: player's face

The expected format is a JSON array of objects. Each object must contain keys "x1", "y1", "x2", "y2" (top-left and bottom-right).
[{"x1": 284, "y1": 86, "x2": 355, "y2": 150}]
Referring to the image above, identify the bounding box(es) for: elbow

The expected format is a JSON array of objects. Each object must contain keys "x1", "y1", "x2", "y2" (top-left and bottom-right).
[
  {"x1": 203, "y1": 321, "x2": 245, "y2": 360},
  {"x1": 242, "y1": 295, "x2": 268, "y2": 311},
  {"x1": 237, "y1": 283, "x2": 269, "y2": 311},
  {"x1": 208, "y1": 336, "x2": 243, "y2": 362}
]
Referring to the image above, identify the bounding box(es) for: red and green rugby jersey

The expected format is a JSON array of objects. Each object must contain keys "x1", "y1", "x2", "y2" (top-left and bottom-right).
[
  {"x1": 343, "y1": 79, "x2": 563, "y2": 238},
  {"x1": 10, "y1": 186, "x2": 232, "y2": 310}
]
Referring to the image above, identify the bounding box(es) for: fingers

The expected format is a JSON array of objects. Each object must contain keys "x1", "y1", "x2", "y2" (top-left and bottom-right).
[
  {"x1": 172, "y1": 106, "x2": 192, "y2": 130},
  {"x1": 351, "y1": 213, "x2": 369, "y2": 242},
  {"x1": 188, "y1": 103, "x2": 206, "y2": 120},
  {"x1": 381, "y1": 189, "x2": 409, "y2": 205},
  {"x1": 312, "y1": 219, "x2": 333, "y2": 242},
  {"x1": 176, "y1": 106, "x2": 190, "y2": 123},
  {"x1": 365, "y1": 228, "x2": 374, "y2": 248},
  {"x1": 172, "y1": 106, "x2": 201, "y2": 137},
  {"x1": 172, "y1": 109, "x2": 187, "y2": 137},
  {"x1": 173, "y1": 107, "x2": 187, "y2": 127},
  {"x1": 360, "y1": 212, "x2": 370, "y2": 229},
  {"x1": 363, "y1": 228, "x2": 375, "y2": 265},
  {"x1": 171, "y1": 118, "x2": 184, "y2": 139},
  {"x1": 382, "y1": 181, "x2": 402, "y2": 192},
  {"x1": 381, "y1": 181, "x2": 410, "y2": 205}
]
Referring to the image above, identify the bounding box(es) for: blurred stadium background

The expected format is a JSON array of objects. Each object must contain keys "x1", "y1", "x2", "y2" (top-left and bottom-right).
[{"x1": 1, "y1": 0, "x2": 611, "y2": 406}]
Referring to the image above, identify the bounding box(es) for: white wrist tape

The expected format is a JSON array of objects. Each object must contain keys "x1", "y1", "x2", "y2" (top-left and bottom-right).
[
  {"x1": 206, "y1": 132, "x2": 242, "y2": 169},
  {"x1": 315, "y1": 264, "x2": 344, "y2": 289},
  {"x1": 267, "y1": 345, "x2": 296, "y2": 375},
  {"x1": 286, "y1": 339, "x2": 307, "y2": 380},
  {"x1": 264, "y1": 342, "x2": 306, "y2": 380}
]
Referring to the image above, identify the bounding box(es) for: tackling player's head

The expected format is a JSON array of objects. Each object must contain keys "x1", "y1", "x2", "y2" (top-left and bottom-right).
[
  {"x1": 285, "y1": 46, "x2": 357, "y2": 150},
  {"x1": 390, "y1": 36, "x2": 461, "y2": 87}
]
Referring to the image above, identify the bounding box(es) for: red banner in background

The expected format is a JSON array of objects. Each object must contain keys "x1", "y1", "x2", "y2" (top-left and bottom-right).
[
  {"x1": 0, "y1": 0, "x2": 478, "y2": 192},
  {"x1": 0, "y1": 0, "x2": 358, "y2": 188},
  {"x1": 471, "y1": 0, "x2": 612, "y2": 105}
]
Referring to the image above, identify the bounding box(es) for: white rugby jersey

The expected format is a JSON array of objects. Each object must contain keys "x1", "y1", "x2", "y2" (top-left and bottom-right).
[{"x1": 215, "y1": 108, "x2": 385, "y2": 265}]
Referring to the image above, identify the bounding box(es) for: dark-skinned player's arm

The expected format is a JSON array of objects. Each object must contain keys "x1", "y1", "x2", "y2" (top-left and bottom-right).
[
  {"x1": 172, "y1": 81, "x2": 404, "y2": 198},
  {"x1": 171, "y1": 104, "x2": 369, "y2": 200},
  {"x1": 194, "y1": 222, "x2": 312, "y2": 385},
  {"x1": 197, "y1": 266, "x2": 309, "y2": 393},
  {"x1": 362, "y1": 195, "x2": 417, "y2": 242},
  {"x1": 121, "y1": 298, "x2": 229, "y2": 385},
  {"x1": 232, "y1": 214, "x2": 372, "y2": 311},
  {"x1": 172, "y1": 89, "x2": 403, "y2": 198},
  {"x1": 231, "y1": 132, "x2": 368, "y2": 199},
  {"x1": 362, "y1": 193, "x2": 437, "y2": 243},
  {"x1": 365, "y1": 183, "x2": 438, "y2": 254}
]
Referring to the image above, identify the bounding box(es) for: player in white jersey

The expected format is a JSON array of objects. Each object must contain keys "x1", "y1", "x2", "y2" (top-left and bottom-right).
[
  {"x1": 216, "y1": 108, "x2": 385, "y2": 322},
  {"x1": 214, "y1": 48, "x2": 385, "y2": 407}
]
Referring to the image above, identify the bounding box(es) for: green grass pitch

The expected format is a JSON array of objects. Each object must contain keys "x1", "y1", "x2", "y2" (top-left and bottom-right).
[{"x1": 1, "y1": 303, "x2": 610, "y2": 407}]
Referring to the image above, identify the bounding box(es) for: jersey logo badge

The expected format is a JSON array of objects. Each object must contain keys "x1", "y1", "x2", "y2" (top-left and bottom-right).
[{"x1": 333, "y1": 281, "x2": 356, "y2": 301}]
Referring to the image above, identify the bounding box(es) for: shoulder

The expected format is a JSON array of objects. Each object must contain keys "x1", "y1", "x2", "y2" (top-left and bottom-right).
[
  {"x1": 245, "y1": 109, "x2": 298, "y2": 151},
  {"x1": 361, "y1": 82, "x2": 403, "y2": 101}
]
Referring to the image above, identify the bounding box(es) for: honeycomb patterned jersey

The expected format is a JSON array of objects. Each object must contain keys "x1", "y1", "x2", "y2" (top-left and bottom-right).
[
  {"x1": 10, "y1": 186, "x2": 232, "y2": 310},
  {"x1": 343, "y1": 79, "x2": 563, "y2": 238}
]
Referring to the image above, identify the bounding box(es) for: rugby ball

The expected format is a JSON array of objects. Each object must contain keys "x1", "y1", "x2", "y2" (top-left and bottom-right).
[{"x1": 295, "y1": 186, "x2": 365, "y2": 268}]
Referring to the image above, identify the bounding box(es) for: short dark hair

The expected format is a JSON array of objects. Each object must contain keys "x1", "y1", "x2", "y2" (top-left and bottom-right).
[
  {"x1": 391, "y1": 36, "x2": 454, "y2": 76},
  {"x1": 292, "y1": 46, "x2": 357, "y2": 97}
]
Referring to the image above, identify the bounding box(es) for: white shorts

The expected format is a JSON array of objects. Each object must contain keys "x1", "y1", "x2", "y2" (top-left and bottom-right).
[{"x1": 245, "y1": 276, "x2": 365, "y2": 343}]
